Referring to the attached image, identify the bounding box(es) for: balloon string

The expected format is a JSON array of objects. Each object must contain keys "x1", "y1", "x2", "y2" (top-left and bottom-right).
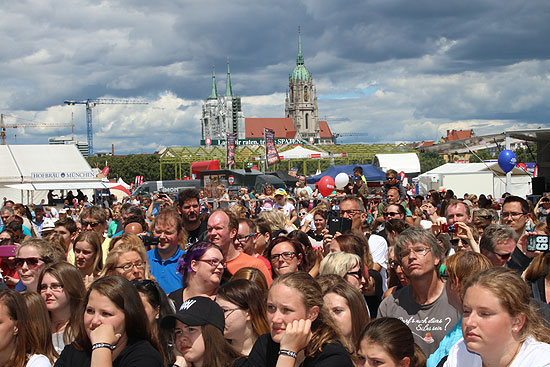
[{"x1": 462, "y1": 142, "x2": 507, "y2": 186}]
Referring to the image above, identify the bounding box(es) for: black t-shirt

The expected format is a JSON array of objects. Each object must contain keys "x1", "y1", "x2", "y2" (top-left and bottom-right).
[
  {"x1": 365, "y1": 269, "x2": 383, "y2": 317},
  {"x1": 54, "y1": 339, "x2": 163, "y2": 367},
  {"x1": 243, "y1": 333, "x2": 353, "y2": 367},
  {"x1": 187, "y1": 220, "x2": 208, "y2": 244}
]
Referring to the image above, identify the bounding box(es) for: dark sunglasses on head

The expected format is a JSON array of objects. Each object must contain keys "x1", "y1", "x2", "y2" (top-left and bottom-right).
[
  {"x1": 81, "y1": 220, "x2": 103, "y2": 228},
  {"x1": 14, "y1": 257, "x2": 43, "y2": 268},
  {"x1": 476, "y1": 215, "x2": 493, "y2": 220}
]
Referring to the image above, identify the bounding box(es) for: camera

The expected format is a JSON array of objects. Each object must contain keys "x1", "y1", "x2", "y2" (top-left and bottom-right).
[
  {"x1": 327, "y1": 210, "x2": 353, "y2": 235},
  {"x1": 138, "y1": 235, "x2": 160, "y2": 248},
  {"x1": 441, "y1": 224, "x2": 458, "y2": 233},
  {"x1": 526, "y1": 235, "x2": 550, "y2": 252}
]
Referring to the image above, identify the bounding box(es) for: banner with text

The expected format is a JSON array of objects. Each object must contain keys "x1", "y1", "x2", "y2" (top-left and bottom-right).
[
  {"x1": 264, "y1": 128, "x2": 280, "y2": 166},
  {"x1": 226, "y1": 133, "x2": 236, "y2": 167}
]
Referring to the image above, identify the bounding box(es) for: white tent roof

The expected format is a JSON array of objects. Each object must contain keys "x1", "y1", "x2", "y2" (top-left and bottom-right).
[
  {"x1": 279, "y1": 146, "x2": 329, "y2": 159},
  {"x1": 374, "y1": 153, "x2": 421, "y2": 174},
  {"x1": 423, "y1": 162, "x2": 530, "y2": 176},
  {"x1": 0, "y1": 144, "x2": 107, "y2": 190}
]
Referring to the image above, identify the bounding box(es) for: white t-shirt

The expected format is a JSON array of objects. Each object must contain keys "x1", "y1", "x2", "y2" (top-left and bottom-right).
[
  {"x1": 300, "y1": 213, "x2": 315, "y2": 231},
  {"x1": 368, "y1": 234, "x2": 388, "y2": 293},
  {"x1": 27, "y1": 354, "x2": 52, "y2": 367},
  {"x1": 274, "y1": 202, "x2": 295, "y2": 220},
  {"x1": 444, "y1": 336, "x2": 550, "y2": 367}
]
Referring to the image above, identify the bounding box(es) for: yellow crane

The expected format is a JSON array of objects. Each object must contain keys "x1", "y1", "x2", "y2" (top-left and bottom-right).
[{"x1": 0, "y1": 113, "x2": 74, "y2": 145}]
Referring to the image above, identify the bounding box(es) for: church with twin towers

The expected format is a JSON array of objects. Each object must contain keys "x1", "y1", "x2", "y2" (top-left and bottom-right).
[{"x1": 200, "y1": 31, "x2": 333, "y2": 145}]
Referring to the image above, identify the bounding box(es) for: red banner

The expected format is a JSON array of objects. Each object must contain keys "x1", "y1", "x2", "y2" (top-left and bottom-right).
[
  {"x1": 264, "y1": 128, "x2": 280, "y2": 166},
  {"x1": 226, "y1": 133, "x2": 236, "y2": 167}
]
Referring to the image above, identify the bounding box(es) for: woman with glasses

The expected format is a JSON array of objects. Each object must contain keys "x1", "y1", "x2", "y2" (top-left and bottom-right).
[
  {"x1": 169, "y1": 241, "x2": 225, "y2": 311},
  {"x1": 384, "y1": 246, "x2": 410, "y2": 298},
  {"x1": 72, "y1": 231, "x2": 103, "y2": 280},
  {"x1": 99, "y1": 233, "x2": 153, "y2": 282},
  {"x1": 133, "y1": 279, "x2": 177, "y2": 366},
  {"x1": 55, "y1": 276, "x2": 164, "y2": 367},
  {"x1": 161, "y1": 296, "x2": 243, "y2": 367},
  {"x1": 15, "y1": 238, "x2": 65, "y2": 292},
  {"x1": 0, "y1": 290, "x2": 53, "y2": 367},
  {"x1": 38, "y1": 262, "x2": 86, "y2": 355},
  {"x1": 216, "y1": 279, "x2": 270, "y2": 356},
  {"x1": 265, "y1": 236, "x2": 307, "y2": 278},
  {"x1": 246, "y1": 271, "x2": 354, "y2": 366}
]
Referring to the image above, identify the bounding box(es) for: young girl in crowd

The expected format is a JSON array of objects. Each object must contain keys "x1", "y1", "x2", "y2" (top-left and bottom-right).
[
  {"x1": 0, "y1": 290, "x2": 52, "y2": 367},
  {"x1": 161, "y1": 296, "x2": 243, "y2": 367},
  {"x1": 133, "y1": 279, "x2": 176, "y2": 366},
  {"x1": 38, "y1": 262, "x2": 86, "y2": 354},
  {"x1": 22, "y1": 291, "x2": 59, "y2": 364},
  {"x1": 266, "y1": 236, "x2": 307, "y2": 278},
  {"x1": 217, "y1": 279, "x2": 270, "y2": 356},
  {"x1": 246, "y1": 271, "x2": 354, "y2": 366},
  {"x1": 54, "y1": 276, "x2": 163, "y2": 367},
  {"x1": 15, "y1": 238, "x2": 65, "y2": 292},
  {"x1": 72, "y1": 231, "x2": 103, "y2": 279},
  {"x1": 357, "y1": 317, "x2": 426, "y2": 367},
  {"x1": 445, "y1": 267, "x2": 550, "y2": 367}
]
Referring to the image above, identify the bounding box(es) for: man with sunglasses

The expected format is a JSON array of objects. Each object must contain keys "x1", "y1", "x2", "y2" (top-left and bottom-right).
[
  {"x1": 378, "y1": 227, "x2": 460, "y2": 356},
  {"x1": 382, "y1": 169, "x2": 407, "y2": 203},
  {"x1": 479, "y1": 224, "x2": 517, "y2": 267}
]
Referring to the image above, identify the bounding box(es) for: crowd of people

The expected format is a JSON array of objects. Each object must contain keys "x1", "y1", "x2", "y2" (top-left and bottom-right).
[{"x1": 1, "y1": 166, "x2": 550, "y2": 367}]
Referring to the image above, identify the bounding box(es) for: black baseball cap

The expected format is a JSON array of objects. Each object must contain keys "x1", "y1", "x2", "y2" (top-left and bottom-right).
[{"x1": 160, "y1": 296, "x2": 224, "y2": 332}]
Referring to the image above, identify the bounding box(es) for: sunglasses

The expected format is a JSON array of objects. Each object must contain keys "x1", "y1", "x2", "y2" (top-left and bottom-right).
[
  {"x1": 81, "y1": 220, "x2": 103, "y2": 228},
  {"x1": 14, "y1": 257, "x2": 43, "y2": 269}
]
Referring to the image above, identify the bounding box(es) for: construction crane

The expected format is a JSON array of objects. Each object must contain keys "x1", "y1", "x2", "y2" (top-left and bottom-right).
[
  {"x1": 0, "y1": 113, "x2": 74, "y2": 145},
  {"x1": 64, "y1": 98, "x2": 148, "y2": 155}
]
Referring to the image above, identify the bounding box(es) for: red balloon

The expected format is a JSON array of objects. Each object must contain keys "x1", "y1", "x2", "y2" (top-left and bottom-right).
[{"x1": 318, "y1": 176, "x2": 335, "y2": 197}]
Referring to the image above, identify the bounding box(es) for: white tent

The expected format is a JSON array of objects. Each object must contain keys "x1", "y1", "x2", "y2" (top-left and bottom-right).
[
  {"x1": 278, "y1": 146, "x2": 329, "y2": 159},
  {"x1": 0, "y1": 145, "x2": 108, "y2": 204},
  {"x1": 374, "y1": 153, "x2": 421, "y2": 176},
  {"x1": 417, "y1": 162, "x2": 532, "y2": 198}
]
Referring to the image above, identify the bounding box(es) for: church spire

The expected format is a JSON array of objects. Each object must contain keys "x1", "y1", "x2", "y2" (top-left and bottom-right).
[
  {"x1": 296, "y1": 26, "x2": 304, "y2": 66},
  {"x1": 209, "y1": 65, "x2": 218, "y2": 100},
  {"x1": 225, "y1": 57, "x2": 233, "y2": 97}
]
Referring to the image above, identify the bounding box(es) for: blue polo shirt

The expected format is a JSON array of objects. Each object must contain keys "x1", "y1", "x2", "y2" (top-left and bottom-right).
[{"x1": 147, "y1": 247, "x2": 184, "y2": 294}]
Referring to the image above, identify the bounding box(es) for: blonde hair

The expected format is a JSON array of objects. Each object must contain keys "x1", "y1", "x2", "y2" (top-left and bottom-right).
[
  {"x1": 259, "y1": 210, "x2": 287, "y2": 232},
  {"x1": 462, "y1": 267, "x2": 550, "y2": 343},
  {"x1": 100, "y1": 233, "x2": 154, "y2": 279},
  {"x1": 319, "y1": 252, "x2": 362, "y2": 278}
]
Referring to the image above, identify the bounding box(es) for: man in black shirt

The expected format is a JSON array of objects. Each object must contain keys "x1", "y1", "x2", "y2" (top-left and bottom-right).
[{"x1": 177, "y1": 188, "x2": 207, "y2": 245}]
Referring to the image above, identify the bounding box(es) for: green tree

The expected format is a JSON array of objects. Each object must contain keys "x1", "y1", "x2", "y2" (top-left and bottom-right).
[
  {"x1": 469, "y1": 149, "x2": 494, "y2": 163},
  {"x1": 514, "y1": 143, "x2": 537, "y2": 163},
  {"x1": 418, "y1": 151, "x2": 445, "y2": 173},
  {"x1": 86, "y1": 154, "x2": 176, "y2": 183}
]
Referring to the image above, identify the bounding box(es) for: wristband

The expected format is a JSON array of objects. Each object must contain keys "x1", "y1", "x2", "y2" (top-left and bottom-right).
[
  {"x1": 279, "y1": 349, "x2": 297, "y2": 359},
  {"x1": 92, "y1": 342, "x2": 116, "y2": 351}
]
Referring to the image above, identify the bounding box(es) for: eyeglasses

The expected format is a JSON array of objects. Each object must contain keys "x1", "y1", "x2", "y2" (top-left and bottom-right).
[
  {"x1": 0, "y1": 215, "x2": 10, "y2": 220},
  {"x1": 81, "y1": 220, "x2": 103, "y2": 228},
  {"x1": 223, "y1": 308, "x2": 240, "y2": 319},
  {"x1": 386, "y1": 176, "x2": 397, "y2": 181},
  {"x1": 340, "y1": 209, "x2": 362, "y2": 217},
  {"x1": 401, "y1": 247, "x2": 431, "y2": 259},
  {"x1": 116, "y1": 261, "x2": 145, "y2": 272},
  {"x1": 38, "y1": 283, "x2": 64, "y2": 292},
  {"x1": 500, "y1": 212, "x2": 526, "y2": 219},
  {"x1": 346, "y1": 270, "x2": 363, "y2": 280},
  {"x1": 388, "y1": 260, "x2": 401, "y2": 270},
  {"x1": 14, "y1": 257, "x2": 43, "y2": 269},
  {"x1": 236, "y1": 233, "x2": 256, "y2": 243},
  {"x1": 270, "y1": 251, "x2": 296, "y2": 262},
  {"x1": 197, "y1": 258, "x2": 226, "y2": 268},
  {"x1": 299, "y1": 212, "x2": 308, "y2": 216},
  {"x1": 490, "y1": 250, "x2": 512, "y2": 261},
  {"x1": 475, "y1": 215, "x2": 493, "y2": 220},
  {"x1": 383, "y1": 211, "x2": 401, "y2": 217}
]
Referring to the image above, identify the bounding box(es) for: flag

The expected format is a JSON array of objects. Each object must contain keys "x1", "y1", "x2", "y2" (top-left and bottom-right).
[
  {"x1": 226, "y1": 133, "x2": 236, "y2": 167},
  {"x1": 264, "y1": 128, "x2": 280, "y2": 166}
]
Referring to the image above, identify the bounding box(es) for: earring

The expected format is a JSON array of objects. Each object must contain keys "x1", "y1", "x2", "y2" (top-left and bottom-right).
[{"x1": 513, "y1": 327, "x2": 518, "y2": 332}]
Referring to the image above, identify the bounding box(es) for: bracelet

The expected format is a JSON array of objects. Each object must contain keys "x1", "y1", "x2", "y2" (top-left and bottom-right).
[
  {"x1": 279, "y1": 349, "x2": 297, "y2": 359},
  {"x1": 92, "y1": 342, "x2": 115, "y2": 351}
]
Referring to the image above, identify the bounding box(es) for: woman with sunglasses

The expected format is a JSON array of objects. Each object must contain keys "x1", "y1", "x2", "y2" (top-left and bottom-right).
[
  {"x1": 216, "y1": 279, "x2": 270, "y2": 356},
  {"x1": 72, "y1": 231, "x2": 103, "y2": 280},
  {"x1": 265, "y1": 236, "x2": 307, "y2": 279},
  {"x1": 38, "y1": 262, "x2": 86, "y2": 355},
  {"x1": 246, "y1": 271, "x2": 354, "y2": 367},
  {"x1": 133, "y1": 279, "x2": 177, "y2": 366},
  {"x1": 319, "y1": 252, "x2": 367, "y2": 295},
  {"x1": 14, "y1": 238, "x2": 65, "y2": 292},
  {"x1": 99, "y1": 233, "x2": 153, "y2": 282},
  {"x1": 0, "y1": 290, "x2": 53, "y2": 367},
  {"x1": 54, "y1": 276, "x2": 163, "y2": 367},
  {"x1": 169, "y1": 241, "x2": 224, "y2": 311}
]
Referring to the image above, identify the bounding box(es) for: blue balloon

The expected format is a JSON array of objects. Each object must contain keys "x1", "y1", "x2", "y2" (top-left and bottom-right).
[{"x1": 498, "y1": 150, "x2": 517, "y2": 173}]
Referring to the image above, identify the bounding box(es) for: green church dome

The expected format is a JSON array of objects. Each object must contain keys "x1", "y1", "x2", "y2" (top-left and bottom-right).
[{"x1": 292, "y1": 64, "x2": 310, "y2": 82}]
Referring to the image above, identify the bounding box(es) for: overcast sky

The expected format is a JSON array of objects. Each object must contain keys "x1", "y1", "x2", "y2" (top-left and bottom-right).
[{"x1": 1, "y1": 0, "x2": 549, "y2": 154}]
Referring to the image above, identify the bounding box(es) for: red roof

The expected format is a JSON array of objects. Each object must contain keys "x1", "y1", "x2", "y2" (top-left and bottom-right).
[
  {"x1": 245, "y1": 118, "x2": 296, "y2": 139},
  {"x1": 421, "y1": 141, "x2": 435, "y2": 147},
  {"x1": 445, "y1": 129, "x2": 473, "y2": 142},
  {"x1": 319, "y1": 120, "x2": 332, "y2": 138},
  {"x1": 245, "y1": 118, "x2": 333, "y2": 139}
]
